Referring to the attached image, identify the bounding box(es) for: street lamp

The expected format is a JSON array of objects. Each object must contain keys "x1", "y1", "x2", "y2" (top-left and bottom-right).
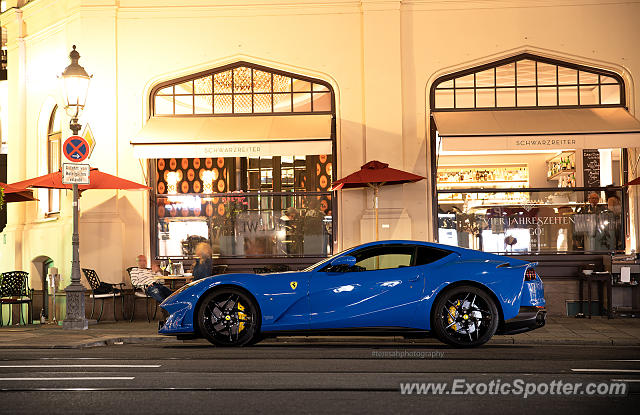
[
  {"x1": 61, "y1": 45, "x2": 91, "y2": 330},
  {"x1": 61, "y1": 45, "x2": 91, "y2": 135}
]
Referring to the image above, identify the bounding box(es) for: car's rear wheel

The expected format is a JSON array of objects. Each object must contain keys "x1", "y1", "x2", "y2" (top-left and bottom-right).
[
  {"x1": 198, "y1": 287, "x2": 260, "y2": 347},
  {"x1": 432, "y1": 285, "x2": 499, "y2": 347}
]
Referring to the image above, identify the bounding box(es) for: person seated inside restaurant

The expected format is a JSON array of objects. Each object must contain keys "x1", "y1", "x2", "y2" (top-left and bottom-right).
[
  {"x1": 577, "y1": 192, "x2": 605, "y2": 214},
  {"x1": 130, "y1": 255, "x2": 172, "y2": 303},
  {"x1": 280, "y1": 207, "x2": 302, "y2": 255},
  {"x1": 192, "y1": 242, "x2": 213, "y2": 281},
  {"x1": 603, "y1": 194, "x2": 623, "y2": 251}
]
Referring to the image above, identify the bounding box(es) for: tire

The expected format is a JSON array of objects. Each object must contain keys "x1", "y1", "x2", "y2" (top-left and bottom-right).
[
  {"x1": 432, "y1": 285, "x2": 499, "y2": 347},
  {"x1": 197, "y1": 287, "x2": 261, "y2": 347}
]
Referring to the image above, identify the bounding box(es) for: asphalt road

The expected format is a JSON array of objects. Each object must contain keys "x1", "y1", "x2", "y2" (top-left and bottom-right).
[{"x1": 0, "y1": 342, "x2": 638, "y2": 414}]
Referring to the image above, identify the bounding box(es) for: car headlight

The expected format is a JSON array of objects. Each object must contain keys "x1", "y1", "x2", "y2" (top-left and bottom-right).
[{"x1": 167, "y1": 278, "x2": 208, "y2": 298}]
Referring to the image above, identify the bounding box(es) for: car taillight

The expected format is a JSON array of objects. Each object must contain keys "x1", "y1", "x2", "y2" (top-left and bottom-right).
[{"x1": 524, "y1": 268, "x2": 538, "y2": 281}]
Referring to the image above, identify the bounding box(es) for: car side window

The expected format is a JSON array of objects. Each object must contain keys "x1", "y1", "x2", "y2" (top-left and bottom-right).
[
  {"x1": 353, "y1": 246, "x2": 415, "y2": 271},
  {"x1": 415, "y1": 246, "x2": 452, "y2": 266}
]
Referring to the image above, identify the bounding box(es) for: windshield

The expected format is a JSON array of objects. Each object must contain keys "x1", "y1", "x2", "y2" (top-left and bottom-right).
[{"x1": 302, "y1": 247, "x2": 354, "y2": 272}]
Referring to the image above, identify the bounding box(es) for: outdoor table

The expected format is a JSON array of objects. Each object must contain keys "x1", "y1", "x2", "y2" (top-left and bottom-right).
[{"x1": 154, "y1": 274, "x2": 193, "y2": 290}]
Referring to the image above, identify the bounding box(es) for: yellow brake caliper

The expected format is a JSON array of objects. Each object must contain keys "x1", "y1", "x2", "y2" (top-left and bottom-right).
[
  {"x1": 447, "y1": 300, "x2": 460, "y2": 331},
  {"x1": 237, "y1": 302, "x2": 246, "y2": 332}
]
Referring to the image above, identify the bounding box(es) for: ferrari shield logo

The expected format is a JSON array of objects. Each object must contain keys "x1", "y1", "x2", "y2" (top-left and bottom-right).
[{"x1": 290, "y1": 281, "x2": 298, "y2": 290}]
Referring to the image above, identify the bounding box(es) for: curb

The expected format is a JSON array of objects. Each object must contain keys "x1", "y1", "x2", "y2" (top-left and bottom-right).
[
  {"x1": 1, "y1": 335, "x2": 638, "y2": 349},
  {"x1": 0, "y1": 336, "x2": 181, "y2": 350}
]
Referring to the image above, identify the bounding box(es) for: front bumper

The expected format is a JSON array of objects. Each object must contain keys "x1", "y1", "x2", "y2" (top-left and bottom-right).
[
  {"x1": 497, "y1": 306, "x2": 546, "y2": 335},
  {"x1": 157, "y1": 302, "x2": 195, "y2": 335}
]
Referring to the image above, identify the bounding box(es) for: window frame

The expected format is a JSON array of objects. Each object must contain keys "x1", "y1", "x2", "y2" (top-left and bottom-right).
[
  {"x1": 148, "y1": 62, "x2": 338, "y2": 261},
  {"x1": 150, "y1": 61, "x2": 335, "y2": 117},
  {"x1": 428, "y1": 53, "x2": 629, "y2": 253},
  {"x1": 46, "y1": 106, "x2": 62, "y2": 216},
  {"x1": 320, "y1": 244, "x2": 420, "y2": 272},
  {"x1": 430, "y1": 53, "x2": 625, "y2": 111}
]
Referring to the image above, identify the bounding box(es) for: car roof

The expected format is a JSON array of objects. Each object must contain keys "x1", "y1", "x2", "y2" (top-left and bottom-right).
[
  {"x1": 345, "y1": 240, "x2": 529, "y2": 265},
  {"x1": 349, "y1": 240, "x2": 452, "y2": 250}
]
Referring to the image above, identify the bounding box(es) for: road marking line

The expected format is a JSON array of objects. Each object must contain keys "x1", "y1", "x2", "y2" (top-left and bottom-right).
[
  {"x1": 0, "y1": 377, "x2": 135, "y2": 381},
  {"x1": 572, "y1": 369, "x2": 640, "y2": 373},
  {"x1": 0, "y1": 365, "x2": 160, "y2": 368},
  {"x1": 611, "y1": 379, "x2": 640, "y2": 383},
  {"x1": 609, "y1": 360, "x2": 640, "y2": 362}
]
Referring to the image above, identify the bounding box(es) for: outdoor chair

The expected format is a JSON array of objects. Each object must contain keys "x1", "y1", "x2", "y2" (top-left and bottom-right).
[
  {"x1": 0, "y1": 271, "x2": 33, "y2": 326},
  {"x1": 126, "y1": 266, "x2": 158, "y2": 323},
  {"x1": 81, "y1": 268, "x2": 125, "y2": 322}
]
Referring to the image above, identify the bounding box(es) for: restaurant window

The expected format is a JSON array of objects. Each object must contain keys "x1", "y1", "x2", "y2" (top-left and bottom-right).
[
  {"x1": 431, "y1": 54, "x2": 627, "y2": 254},
  {"x1": 150, "y1": 63, "x2": 336, "y2": 259},
  {"x1": 155, "y1": 155, "x2": 333, "y2": 258},
  {"x1": 46, "y1": 105, "x2": 62, "y2": 215}
]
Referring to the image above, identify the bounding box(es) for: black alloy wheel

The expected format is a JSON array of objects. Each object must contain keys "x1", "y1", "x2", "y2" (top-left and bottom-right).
[
  {"x1": 198, "y1": 287, "x2": 260, "y2": 347},
  {"x1": 432, "y1": 285, "x2": 499, "y2": 347}
]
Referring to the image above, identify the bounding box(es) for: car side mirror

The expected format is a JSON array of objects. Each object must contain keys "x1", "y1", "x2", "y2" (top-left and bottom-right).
[{"x1": 327, "y1": 255, "x2": 357, "y2": 272}]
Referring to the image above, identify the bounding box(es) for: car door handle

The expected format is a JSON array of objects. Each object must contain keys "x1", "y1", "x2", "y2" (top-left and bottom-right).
[{"x1": 408, "y1": 274, "x2": 422, "y2": 282}]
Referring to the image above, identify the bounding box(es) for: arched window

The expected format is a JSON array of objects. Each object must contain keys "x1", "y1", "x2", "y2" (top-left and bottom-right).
[
  {"x1": 148, "y1": 62, "x2": 336, "y2": 260},
  {"x1": 431, "y1": 53, "x2": 625, "y2": 110},
  {"x1": 429, "y1": 53, "x2": 630, "y2": 255},
  {"x1": 46, "y1": 105, "x2": 62, "y2": 214},
  {"x1": 151, "y1": 62, "x2": 334, "y2": 116}
]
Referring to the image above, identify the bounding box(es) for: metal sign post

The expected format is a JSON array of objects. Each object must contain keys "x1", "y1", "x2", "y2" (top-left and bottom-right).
[
  {"x1": 60, "y1": 45, "x2": 92, "y2": 330},
  {"x1": 62, "y1": 145, "x2": 90, "y2": 330}
]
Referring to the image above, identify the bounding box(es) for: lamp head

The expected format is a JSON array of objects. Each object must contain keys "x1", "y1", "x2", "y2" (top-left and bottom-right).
[{"x1": 60, "y1": 45, "x2": 91, "y2": 119}]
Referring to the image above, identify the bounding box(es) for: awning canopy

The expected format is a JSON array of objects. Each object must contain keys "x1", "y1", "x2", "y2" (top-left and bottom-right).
[
  {"x1": 433, "y1": 107, "x2": 640, "y2": 151},
  {"x1": 130, "y1": 114, "x2": 333, "y2": 158}
]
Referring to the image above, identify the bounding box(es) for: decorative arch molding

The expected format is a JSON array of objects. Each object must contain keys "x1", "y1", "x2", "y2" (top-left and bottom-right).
[
  {"x1": 141, "y1": 55, "x2": 340, "y2": 121},
  {"x1": 430, "y1": 53, "x2": 625, "y2": 112},
  {"x1": 149, "y1": 61, "x2": 335, "y2": 118},
  {"x1": 426, "y1": 47, "x2": 635, "y2": 113}
]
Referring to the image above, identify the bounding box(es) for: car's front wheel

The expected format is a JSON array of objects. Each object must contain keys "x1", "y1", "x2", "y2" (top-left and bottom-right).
[
  {"x1": 432, "y1": 285, "x2": 499, "y2": 347},
  {"x1": 198, "y1": 287, "x2": 260, "y2": 347}
]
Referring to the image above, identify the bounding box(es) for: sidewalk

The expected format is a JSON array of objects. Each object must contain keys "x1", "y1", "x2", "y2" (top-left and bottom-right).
[{"x1": 1, "y1": 317, "x2": 639, "y2": 349}]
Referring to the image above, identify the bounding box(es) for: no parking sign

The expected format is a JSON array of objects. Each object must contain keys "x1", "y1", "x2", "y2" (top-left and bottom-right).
[{"x1": 63, "y1": 136, "x2": 90, "y2": 162}]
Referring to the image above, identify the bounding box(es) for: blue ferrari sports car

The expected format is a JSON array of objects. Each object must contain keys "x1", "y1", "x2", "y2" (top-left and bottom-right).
[{"x1": 158, "y1": 240, "x2": 546, "y2": 347}]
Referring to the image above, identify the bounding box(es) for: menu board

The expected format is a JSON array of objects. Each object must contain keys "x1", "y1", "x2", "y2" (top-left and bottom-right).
[{"x1": 582, "y1": 149, "x2": 600, "y2": 187}]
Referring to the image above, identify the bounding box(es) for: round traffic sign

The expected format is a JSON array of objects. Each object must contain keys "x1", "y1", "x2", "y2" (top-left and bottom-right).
[{"x1": 63, "y1": 136, "x2": 90, "y2": 162}]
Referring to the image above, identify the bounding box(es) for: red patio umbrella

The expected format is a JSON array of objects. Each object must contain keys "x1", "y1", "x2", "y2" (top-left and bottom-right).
[
  {"x1": 0, "y1": 182, "x2": 38, "y2": 203},
  {"x1": 330, "y1": 160, "x2": 425, "y2": 240},
  {"x1": 9, "y1": 168, "x2": 150, "y2": 192},
  {"x1": 624, "y1": 176, "x2": 640, "y2": 186}
]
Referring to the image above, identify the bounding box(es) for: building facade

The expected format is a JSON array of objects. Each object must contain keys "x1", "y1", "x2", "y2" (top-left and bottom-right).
[{"x1": 1, "y1": 0, "x2": 639, "y2": 317}]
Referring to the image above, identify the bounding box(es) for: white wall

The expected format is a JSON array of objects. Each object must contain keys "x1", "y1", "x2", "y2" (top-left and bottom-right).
[{"x1": 1, "y1": 0, "x2": 639, "y2": 288}]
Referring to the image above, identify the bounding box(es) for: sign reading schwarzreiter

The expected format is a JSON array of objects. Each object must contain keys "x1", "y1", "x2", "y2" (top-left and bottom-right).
[
  {"x1": 62, "y1": 163, "x2": 90, "y2": 185},
  {"x1": 440, "y1": 134, "x2": 637, "y2": 151},
  {"x1": 131, "y1": 139, "x2": 332, "y2": 159}
]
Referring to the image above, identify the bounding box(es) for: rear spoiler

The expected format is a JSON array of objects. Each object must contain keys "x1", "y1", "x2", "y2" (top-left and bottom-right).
[{"x1": 497, "y1": 261, "x2": 538, "y2": 269}]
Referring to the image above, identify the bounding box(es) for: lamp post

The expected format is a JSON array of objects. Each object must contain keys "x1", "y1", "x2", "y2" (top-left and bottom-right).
[{"x1": 61, "y1": 45, "x2": 91, "y2": 330}]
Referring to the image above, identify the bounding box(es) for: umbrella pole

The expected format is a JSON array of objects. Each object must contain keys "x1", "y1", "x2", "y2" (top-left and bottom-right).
[{"x1": 374, "y1": 185, "x2": 379, "y2": 241}]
